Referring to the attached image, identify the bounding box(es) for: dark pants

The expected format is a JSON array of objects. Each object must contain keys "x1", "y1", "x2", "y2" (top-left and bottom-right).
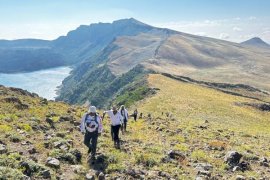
[
  {"x1": 123, "y1": 119, "x2": 127, "y2": 131},
  {"x1": 111, "y1": 125, "x2": 121, "y2": 146},
  {"x1": 134, "y1": 114, "x2": 137, "y2": 121},
  {"x1": 111, "y1": 126, "x2": 114, "y2": 141},
  {"x1": 84, "y1": 131, "x2": 98, "y2": 157}
]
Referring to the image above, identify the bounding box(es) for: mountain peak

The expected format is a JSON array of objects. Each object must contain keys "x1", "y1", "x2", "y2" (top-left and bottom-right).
[
  {"x1": 112, "y1": 18, "x2": 151, "y2": 27},
  {"x1": 241, "y1": 37, "x2": 270, "y2": 48}
]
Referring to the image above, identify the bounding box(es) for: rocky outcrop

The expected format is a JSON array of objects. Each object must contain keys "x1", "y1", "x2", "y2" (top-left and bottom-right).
[{"x1": 46, "y1": 157, "x2": 60, "y2": 168}]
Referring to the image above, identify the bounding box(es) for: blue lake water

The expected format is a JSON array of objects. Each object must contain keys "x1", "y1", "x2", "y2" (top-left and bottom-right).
[{"x1": 0, "y1": 66, "x2": 72, "y2": 100}]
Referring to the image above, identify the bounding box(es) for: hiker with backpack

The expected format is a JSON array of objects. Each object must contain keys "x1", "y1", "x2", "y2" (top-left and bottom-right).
[
  {"x1": 103, "y1": 106, "x2": 123, "y2": 149},
  {"x1": 119, "y1": 105, "x2": 128, "y2": 132},
  {"x1": 80, "y1": 106, "x2": 103, "y2": 160}
]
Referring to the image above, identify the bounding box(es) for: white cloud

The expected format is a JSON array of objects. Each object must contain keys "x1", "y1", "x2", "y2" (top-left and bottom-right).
[
  {"x1": 153, "y1": 17, "x2": 270, "y2": 44},
  {"x1": 195, "y1": 32, "x2": 207, "y2": 36},
  {"x1": 249, "y1": 16, "x2": 257, "y2": 20},
  {"x1": 234, "y1": 17, "x2": 241, "y2": 21},
  {"x1": 233, "y1": 27, "x2": 242, "y2": 32},
  {"x1": 219, "y1": 33, "x2": 230, "y2": 39}
]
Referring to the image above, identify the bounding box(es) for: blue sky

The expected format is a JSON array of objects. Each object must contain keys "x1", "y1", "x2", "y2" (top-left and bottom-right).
[{"x1": 0, "y1": 0, "x2": 270, "y2": 43}]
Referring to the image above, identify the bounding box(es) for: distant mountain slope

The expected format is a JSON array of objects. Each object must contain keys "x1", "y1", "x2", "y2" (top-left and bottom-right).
[
  {"x1": 0, "y1": 48, "x2": 66, "y2": 73},
  {"x1": 0, "y1": 39, "x2": 51, "y2": 49},
  {"x1": 57, "y1": 22, "x2": 270, "y2": 106},
  {"x1": 241, "y1": 37, "x2": 270, "y2": 48},
  {"x1": 0, "y1": 18, "x2": 155, "y2": 73},
  {"x1": 52, "y1": 18, "x2": 154, "y2": 64}
]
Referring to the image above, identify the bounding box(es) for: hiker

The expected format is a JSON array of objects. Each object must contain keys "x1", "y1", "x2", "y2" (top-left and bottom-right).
[
  {"x1": 80, "y1": 106, "x2": 103, "y2": 160},
  {"x1": 133, "y1": 109, "x2": 138, "y2": 121},
  {"x1": 119, "y1": 105, "x2": 129, "y2": 132},
  {"x1": 103, "y1": 106, "x2": 123, "y2": 149}
]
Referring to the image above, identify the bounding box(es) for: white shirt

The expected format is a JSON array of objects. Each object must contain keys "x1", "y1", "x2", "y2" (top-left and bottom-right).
[
  {"x1": 119, "y1": 109, "x2": 128, "y2": 121},
  {"x1": 80, "y1": 113, "x2": 103, "y2": 133},
  {"x1": 105, "y1": 110, "x2": 123, "y2": 126}
]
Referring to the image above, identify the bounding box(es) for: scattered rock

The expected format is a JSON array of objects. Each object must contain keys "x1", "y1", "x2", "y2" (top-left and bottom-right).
[
  {"x1": 125, "y1": 169, "x2": 145, "y2": 178},
  {"x1": 195, "y1": 163, "x2": 213, "y2": 171},
  {"x1": 21, "y1": 141, "x2": 32, "y2": 146},
  {"x1": 44, "y1": 134, "x2": 52, "y2": 141},
  {"x1": 40, "y1": 98, "x2": 48, "y2": 105},
  {"x1": 59, "y1": 115, "x2": 73, "y2": 122},
  {"x1": 71, "y1": 165, "x2": 86, "y2": 174},
  {"x1": 168, "y1": 150, "x2": 186, "y2": 161},
  {"x1": 0, "y1": 144, "x2": 7, "y2": 154},
  {"x1": 28, "y1": 147, "x2": 37, "y2": 154},
  {"x1": 41, "y1": 169, "x2": 51, "y2": 179},
  {"x1": 45, "y1": 118, "x2": 55, "y2": 128},
  {"x1": 29, "y1": 155, "x2": 38, "y2": 162},
  {"x1": 237, "y1": 161, "x2": 250, "y2": 171},
  {"x1": 46, "y1": 157, "x2": 60, "y2": 168},
  {"x1": 259, "y1": 157, "x2": 269, "y2": 167},
  {"x1": 158, "y1": 171, "x2": 171, "y2": 178},
  {"x1": 198, "y1": 125, "x2": 208, "y2": 130},
  {"x1": 44, "y1": 142, "x2": 50, "y2": 148},
  {"x1": 22, "y1": 175, "x2": 31, "y2": 180},
  {"x1": 236, "y1": 175, "x2": 246, "y2": 180},
  {"x1": 86, "y1": 169, "x2": 97, "y2": 180},
  {"x1": 224, "y1": 151, "x2": 242, "y2": 166},
  {"x1": 232, "y1": 166, "x2": 241, "y2": 172},
  {"x1": 56, "y1": 132, "x2": 66, "y2": 138},
  {"x1": 70, "y1": 149, "x2": 82, "y2": 162},
  {"x1": 197, "y1": 170, "x2": 211, "y2": 178},
  {"x1": 98, "y1": 172, "x2": 105, "y2": 180},
  {"x1": 2, "y1": 96, "x2": 29, "y2": 109}
]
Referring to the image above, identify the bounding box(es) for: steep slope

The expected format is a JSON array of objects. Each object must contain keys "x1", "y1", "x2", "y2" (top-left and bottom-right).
[
  {"x1": 2, "y1": 74, "x2": 269, "y2": 179},
  {"x1": 58, "y1": 26, "x2": 270, "y2": 106},
  {"x1": 241, "y1": 37, "x2": 270, "y2": 49},
  {"x1": 0, "y1": 85, "x2": 87, "y2": 179}
]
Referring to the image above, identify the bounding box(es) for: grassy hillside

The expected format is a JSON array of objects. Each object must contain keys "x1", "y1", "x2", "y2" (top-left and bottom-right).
[
  {"x1": 1, "y1": 73, "x2": 270, "y2": 179},
  {"x1": 132, "y1": 74, "x2": 270, "y2": 179}
]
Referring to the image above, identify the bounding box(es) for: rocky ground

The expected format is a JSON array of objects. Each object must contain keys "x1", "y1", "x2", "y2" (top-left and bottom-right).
[{"x1": 0, "y1": 72, "x2": 270, "y2": 180}]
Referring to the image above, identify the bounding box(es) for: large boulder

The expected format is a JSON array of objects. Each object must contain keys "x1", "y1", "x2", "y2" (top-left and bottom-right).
[
  {"x1": 46, "y1": 157, "x2": 60, "y2": 168},
  {"x1": 224, "y1": 151, "x2": 242, "y2": 166}
]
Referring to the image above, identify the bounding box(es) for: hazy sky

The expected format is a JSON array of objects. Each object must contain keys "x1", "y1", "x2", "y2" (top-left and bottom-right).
[{"x1": 0, "y1": 0, "x2": 270, "y2": 43}]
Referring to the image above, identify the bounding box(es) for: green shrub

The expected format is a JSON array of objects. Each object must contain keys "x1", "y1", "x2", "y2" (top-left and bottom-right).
[
  {"x1": 9, "y1": 133, "x2": 22, "y2": 143},
  {"x1": 0, "y1": 124, "x2": 12, "y2": 133},
  {"x1": 18, "y1": 123, "x2": 32, "y2": 132},
  {"x1": 0, "y1": 167, "x2": 25, "y2": 179},
  {"x1": 135, "y1": 153, "x2": 158, "y2": 167},
  {"x1": 191, "y1": 150, "x2": 208, "y2": 162},
  {"x1": 0, "y1": 153, "x2": 21, "y2": 168}
]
